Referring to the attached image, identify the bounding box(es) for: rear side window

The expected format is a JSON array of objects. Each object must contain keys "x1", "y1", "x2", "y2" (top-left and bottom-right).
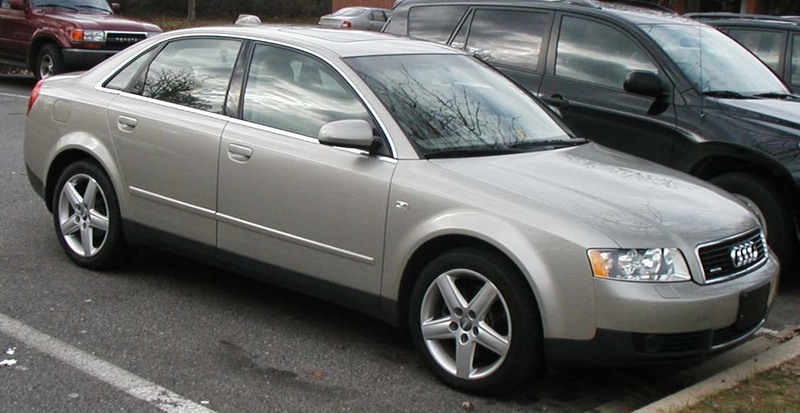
[
  {"x1": 140, "y1": 38, "x2": 242, "y2": 114},
  {"x1": 408, "y1": 5, "x2": 468, "y2": 43},
  {"x1": 242, "y1": 44, "x2": 372, "y2": 138},
  {"x1": 104, "y1": 49, "x2": 155, "y2": 91},
  {"x1": 455, "y1": 9, "x2": 549, "y2": 72},
  {"x1": 555, "y1": 16, "x2": 657, "y2": 90},
  {"x1": 726, "y1": 29, "x2": 784, "y2": 73}
]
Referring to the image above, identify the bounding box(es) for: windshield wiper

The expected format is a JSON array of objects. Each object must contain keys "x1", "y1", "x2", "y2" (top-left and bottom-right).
[
  {"x1": 35, "y1": 3, "x2": 79, "y2": 10},
  {"x1": 424, "y1": 147, "x2": 525, "y2": 159},
  {"x1": 74, "y1": 4, "x2": 110, "y2": 11},
  {"x1": 508, "y1": 138, "x2": 588, "y2": 150},
  {"x1": 752, "y1": 92, "x2": 800, "y2": 100},
  {"x1": 702, "y1": 90, "x2": 752, "y2": 99}
]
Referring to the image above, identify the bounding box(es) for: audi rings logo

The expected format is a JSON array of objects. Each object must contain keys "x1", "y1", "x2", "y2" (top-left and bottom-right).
[{"x1": 730, "y1": 241, "x2": 759, "y2": 268}]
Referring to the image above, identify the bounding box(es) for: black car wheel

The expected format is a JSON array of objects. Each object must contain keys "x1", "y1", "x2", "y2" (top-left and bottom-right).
[{"x1": 36, "y1": 44, "x2": 65, "y2": 80}]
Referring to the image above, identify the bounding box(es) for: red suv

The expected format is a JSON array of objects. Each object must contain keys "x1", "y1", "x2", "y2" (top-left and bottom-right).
[{"x1": 0, "y1": 0, "x2": 160, "y2": 79}]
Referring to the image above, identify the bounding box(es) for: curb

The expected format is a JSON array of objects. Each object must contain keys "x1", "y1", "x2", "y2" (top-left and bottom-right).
[{"x1": 633, "y1": 333, "x2": 800, "y2": 413}]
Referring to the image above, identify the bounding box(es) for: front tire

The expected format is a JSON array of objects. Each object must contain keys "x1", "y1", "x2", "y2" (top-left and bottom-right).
[
  {"x1": 409, "y1": 248, "x2": 542, "y2": 395},
  {"x1": 52, "y1": 161, "x2": 128, "y2": 270},
  {"x1": 35, "y1": 44, "x2": 65, "y2": 80},
  {"x1": 710, "y1": 172, "x2": 798, "y2": 269}
]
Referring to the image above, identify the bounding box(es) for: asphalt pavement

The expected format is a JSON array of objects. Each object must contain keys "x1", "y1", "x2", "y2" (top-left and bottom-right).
[{"x1": 1, "y1": 73, "x2": 798, "y2": 413}]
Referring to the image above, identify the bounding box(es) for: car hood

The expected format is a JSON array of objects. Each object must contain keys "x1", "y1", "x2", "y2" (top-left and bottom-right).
[
  {"x1": 717, "y1": 98, "x2": 800, "y2": 131},
  {"x1": 429, "y1": 143, "x2": 757, "y2": 248},
  {"x1": 36, "y1": 10, "x2": 161, "y2": 32}
]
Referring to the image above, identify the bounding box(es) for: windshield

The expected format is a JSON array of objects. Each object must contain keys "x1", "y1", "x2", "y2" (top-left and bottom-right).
[
  {"x1": 642, "y1": 24, "x2": 787, "y2": 95},
  {"x1": 345, "y1": 54, "x2": 575, "y2": 157},
  {"x1": 32, "y1": 0, "x2": 111, "y2": 12}
]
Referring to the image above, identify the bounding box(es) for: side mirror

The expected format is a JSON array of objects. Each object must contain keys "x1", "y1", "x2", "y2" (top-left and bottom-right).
[
  {"x1": 111, "y1": 3, "x2": 121, "y2": 12},
  {"x1": 10, "y1": 0, "x2": 25, "y2": 10},
  {"x1": 318, "y1": 119, "x2": 375, "y2": 151},
  {"x1": 624, "y1": 71, "x2": 667, "y2": 99}
]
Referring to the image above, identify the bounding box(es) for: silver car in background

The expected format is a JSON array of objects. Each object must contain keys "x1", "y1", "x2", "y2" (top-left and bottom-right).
[
  {"x1": 318, "y1": 7, "x2": 391, "y2": 30},
  {"x1": 23, "y1": 24, "x2": 779, "y2": 395}
]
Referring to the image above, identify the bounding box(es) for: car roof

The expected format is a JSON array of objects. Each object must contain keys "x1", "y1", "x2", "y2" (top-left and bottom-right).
[
  {"x1": 162, "y1": 25, "x2": 460, "y2": 58},
  {"x1": 686, "y1": 13, "x2": 800, "y2": 30},
  {"x1": 391, "y1": 0, "x2": 697, "y2": 25}
]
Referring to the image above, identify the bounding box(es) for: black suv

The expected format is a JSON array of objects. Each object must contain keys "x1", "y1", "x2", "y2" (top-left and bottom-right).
[
  {"x1": 687, "y1": 13, "x2": 800, "y2": 92},
  {"x1": 385, "y1": 0, "x2": 800, "y2": 268}
]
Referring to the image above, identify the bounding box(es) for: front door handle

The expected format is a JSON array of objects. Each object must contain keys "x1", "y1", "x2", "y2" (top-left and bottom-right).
[
  {"x1": 227, "y1": 143, "x2": 253, "y2": 162},
  {"x1": 540, "y1": 94, "x2": 569, "y2": 108},
  {"x1": 117, "y1": 116, "x2": 138, "y2": 132}
]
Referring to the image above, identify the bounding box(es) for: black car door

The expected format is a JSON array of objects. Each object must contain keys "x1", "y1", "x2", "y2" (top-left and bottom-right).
[
  {"x1": 448, "y1": 7, "x2": 554, "y2": 95},
  {"x1": 538, "y1": 14, "x2": 679, "y2": 165}
]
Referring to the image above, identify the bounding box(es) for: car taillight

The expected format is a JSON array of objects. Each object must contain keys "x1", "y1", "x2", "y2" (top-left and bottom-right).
[
  {"x1": 341, "y1": 21, "x2": 352, "y2": 28},
  {"x1": 28, "y1": 80, "x2": 43, "y2": 115}
]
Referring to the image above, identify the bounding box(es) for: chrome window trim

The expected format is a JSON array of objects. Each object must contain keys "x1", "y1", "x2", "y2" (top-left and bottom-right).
[
  {"x1": 225, "y1": 116, "x2": 398, "y2": 164},
  {"x1": 694, "y1": 227, "x2": 768, "y2": 284},
  {"x1": 93, "y1": 32, "x2": 399, "y2": 159}
]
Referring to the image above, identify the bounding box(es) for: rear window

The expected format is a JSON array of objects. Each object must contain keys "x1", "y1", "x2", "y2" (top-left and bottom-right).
[{"x1": 407, "y1": 5, "x2": 467, "y2": 43}]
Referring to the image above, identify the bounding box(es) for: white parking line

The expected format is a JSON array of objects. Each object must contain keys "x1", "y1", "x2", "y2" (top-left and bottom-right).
[
  {"x1": 0, "y1": 92, "x2": 27, "y2": 99},
  {"x1": 0, "y1": 312, "x2": 216, "y2": 413}
]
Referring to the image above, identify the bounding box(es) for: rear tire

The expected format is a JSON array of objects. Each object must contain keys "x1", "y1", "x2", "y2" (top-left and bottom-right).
[
  {"x1": 409, "y1": 247, "x2": 542, "y2": 395},
  {"x1": 35, "y1": 44, "x2": 64, "y2": 80},
  {"x1": 52, "y1": 161, "x2": 128, "y2": 270},
  {"x1": 710, "y1": 172, "x2": 797, "y2": 269}
]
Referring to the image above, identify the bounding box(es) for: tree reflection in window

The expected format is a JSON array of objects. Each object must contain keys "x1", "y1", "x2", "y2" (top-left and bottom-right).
[
  {"x1": 346, "y1": 54, "x2": 569, "y2": 155},
  {"x1": 141, "y1": 38, "x2": 241, "y2": 113}
]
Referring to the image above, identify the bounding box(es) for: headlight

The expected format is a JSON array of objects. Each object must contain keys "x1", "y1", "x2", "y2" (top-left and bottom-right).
[
  {"x1": 69, "y1": 29, "x2": 106, "y2": 43},
  {"x1": 587, "y1": 248, "x2": 691, "y2": 282}
]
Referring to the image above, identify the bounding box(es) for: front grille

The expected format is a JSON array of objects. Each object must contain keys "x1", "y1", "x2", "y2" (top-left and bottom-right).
[
  {"x1": 697, "y1": 228, "x2": 767, "y2": 283},
  {"x1": 105, "y1": 32, "x2": 147, "y2": 50}
]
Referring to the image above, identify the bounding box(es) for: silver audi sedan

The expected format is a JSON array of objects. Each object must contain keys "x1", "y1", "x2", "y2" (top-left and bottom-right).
[{"x1": 23, "y1": 23, "x2": 779, "y2": 394}]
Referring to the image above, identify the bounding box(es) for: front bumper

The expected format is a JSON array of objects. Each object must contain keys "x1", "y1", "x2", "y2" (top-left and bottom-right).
[
  {"x1": 545, "y1": 254, "x2": 779, "y2": 366},
  {"x1": 62, "y1": 49, "x2": 117, "y2": 71}
]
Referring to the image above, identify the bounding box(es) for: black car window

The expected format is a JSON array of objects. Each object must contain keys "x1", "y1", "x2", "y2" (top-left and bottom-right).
[
  {"x1": 556, "y1": 16, "x2": 657, "y2": 90},
  {"x1": 370, "y1": 10, "x2": 387, "y2": 22},
  {"x1": 726, "y1": 29, "x2": 783, "y2": 73},
  {"x1": 140, "y1": 38, "x2": 241, "y2": 113},
  {"x1": 455, "y1": 9, "x2": 549, "y2": 73},
  {"x1": 407, "y1": 5, "x2": 468, "y2": 43},
  {"x1": 242, "y1": 44, "x2": 372, "y2": 138},
  {"x1": 104, "y1": 48, "x2": 155, "y2": 91},
  {"x1": 792, "y1": 33, "x2": 800, "y2": 87}
]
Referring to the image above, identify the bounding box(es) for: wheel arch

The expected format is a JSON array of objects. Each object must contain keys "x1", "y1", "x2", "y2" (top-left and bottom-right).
[
  {"x1": 45, "y1": 137, "x2": 126, "y2": 216},
  {"x1": 387, "y1": 217, "x2": 597, "y2": 341},
  {"x1": 678, "y1": 142, "x2": 799, "y2": 215},
  {"x1": 395, "y1": 235, "x2": 515, "y2": 329},
  {"x1": 28, "y1": 34, "x2": 63, "y2": 72}
]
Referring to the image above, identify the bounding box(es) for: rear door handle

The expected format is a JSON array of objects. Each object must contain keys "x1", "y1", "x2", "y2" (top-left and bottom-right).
[
  {"x1": 117, "y1": 116, "x2": 138, "y2": 132},
  {"x1": 227, "y1": 143, "x2": 253, "y2": 162},
  {"x1": 540, "y1": 94, "x2": 569, "y2": 108}
]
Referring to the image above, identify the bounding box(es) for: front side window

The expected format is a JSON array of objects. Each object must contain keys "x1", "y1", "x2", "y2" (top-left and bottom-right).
[
  {"x1": 408, "y1": 5, "x2": 468, "y2": 43},
  {"x1": 644, "y1": 23, "x2": 787, "y2": 94},
  {"x1": 242, "y1": 44, "x2": 371, "y2": 138},
  {"x1": 556, "y1": 16, "x2": 658, "y2": 90},
  {"x1": 726, "y1": 29, "x2": 784, "y2": 73},
  {"x1": 456, "y1": 9, "x2": 549, "y2": 72},
  {"x1": 346, "y1": 54, "x2": 574, "y2": 157},
  {"x1": 139, "y1": 38, "x2": 241, "y2": 113}
]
